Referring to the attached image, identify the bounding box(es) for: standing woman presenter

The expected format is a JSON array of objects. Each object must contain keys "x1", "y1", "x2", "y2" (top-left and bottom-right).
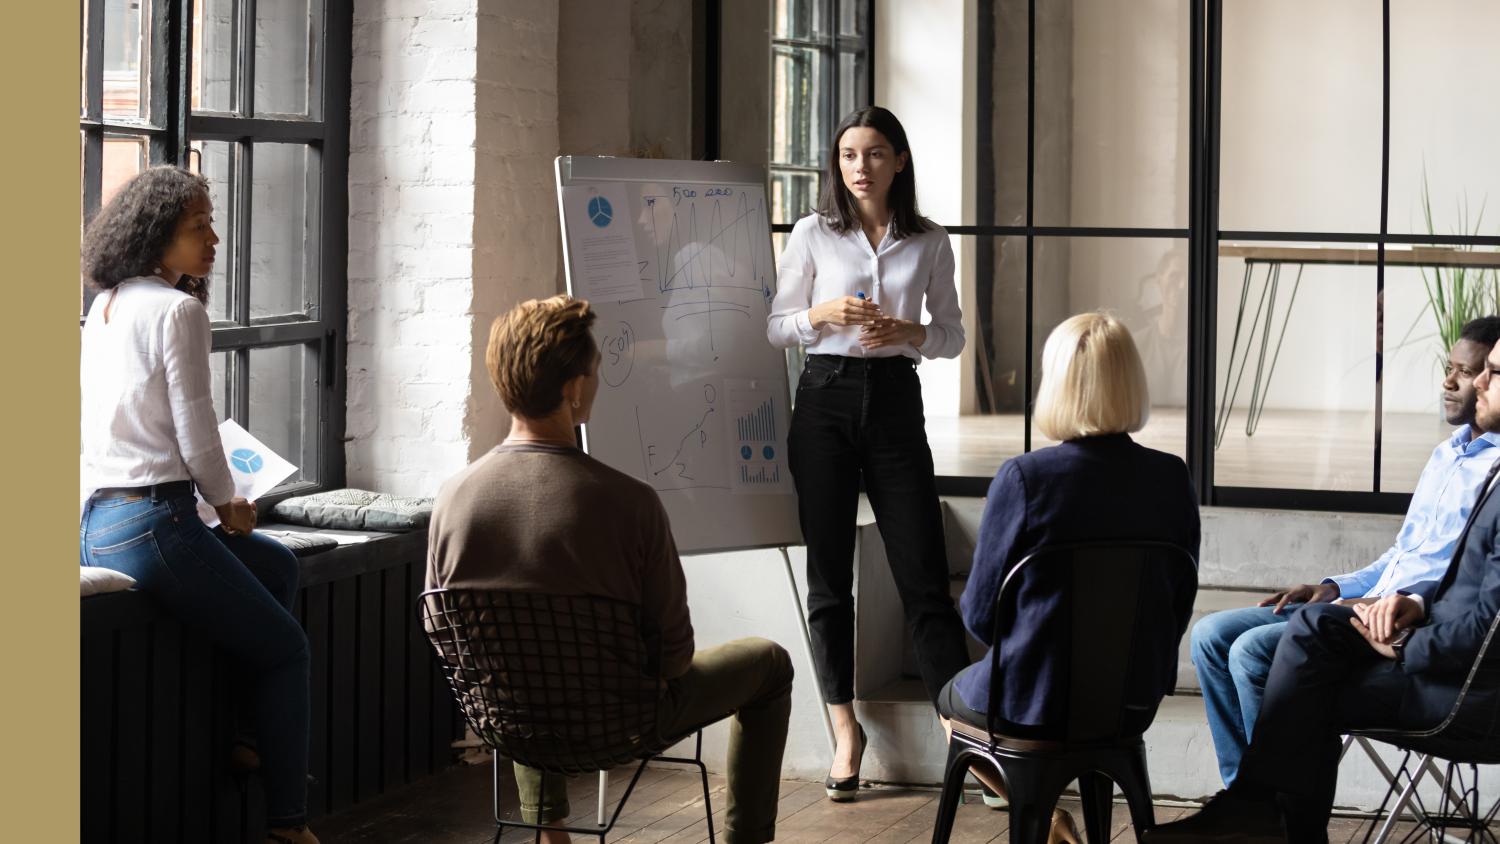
[
  {"x1": 79, "y1": 167, "x2": 317, "y2": 844},
  {"x1": 768, "y1": 106, "x2": 971, "y2": 801}
]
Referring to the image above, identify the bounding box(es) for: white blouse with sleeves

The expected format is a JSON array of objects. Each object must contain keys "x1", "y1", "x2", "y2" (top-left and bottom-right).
[
  {"x1": 766, "y1": 213, "x2": 965, "y2": 361},
  {"x1": 80, "y1": 277, "x2": 235, "y2": 508}
]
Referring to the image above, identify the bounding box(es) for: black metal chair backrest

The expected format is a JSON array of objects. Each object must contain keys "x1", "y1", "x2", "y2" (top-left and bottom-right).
[
  {"x1": 1353, "y1": 595, "x2": 1500, "y2": 754},
  {"x1": 987, "y1": 541, "x2": 1199, "y2": 743},
  {"x1": 420, "y1": 588, "x2": 666, "y2": 774}
]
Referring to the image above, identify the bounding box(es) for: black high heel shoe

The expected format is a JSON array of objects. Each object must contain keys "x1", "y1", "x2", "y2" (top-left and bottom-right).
[{"x1": 824, "y1": 725, "x2": 868, "y2": 801}]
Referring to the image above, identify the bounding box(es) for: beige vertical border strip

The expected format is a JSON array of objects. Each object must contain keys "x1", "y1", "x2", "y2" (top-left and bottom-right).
[{"x1": 0, "y1": 2, "x2": 81, "y2": 839}]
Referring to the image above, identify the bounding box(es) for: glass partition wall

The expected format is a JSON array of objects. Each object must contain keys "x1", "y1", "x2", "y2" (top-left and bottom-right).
[{"x1": 741, "y1": 0, "x2": 1500, "y2": 514}]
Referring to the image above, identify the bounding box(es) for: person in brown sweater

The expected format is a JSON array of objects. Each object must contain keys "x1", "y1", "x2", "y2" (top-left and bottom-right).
[{"x1": 427, "y1": 295, "x2": 794, "y2": 844}]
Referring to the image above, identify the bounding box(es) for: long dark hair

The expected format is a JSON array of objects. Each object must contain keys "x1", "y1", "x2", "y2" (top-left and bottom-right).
[
  {"x1": 816, "y1": 106, "x2": 932, "y2": 240},
  {"x1": 81, "y1": 166, "x2": 211, "y2": 300}
]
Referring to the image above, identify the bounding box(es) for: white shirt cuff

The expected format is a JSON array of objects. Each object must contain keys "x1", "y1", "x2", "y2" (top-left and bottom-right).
[{"x1": 794, "y1": 309, "x2": 819, "y2": 344}]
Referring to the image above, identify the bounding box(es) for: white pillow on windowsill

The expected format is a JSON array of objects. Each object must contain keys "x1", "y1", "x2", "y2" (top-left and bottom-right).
[{"x1": 80, "y1": 566, "x2": 136, "y2": 598}]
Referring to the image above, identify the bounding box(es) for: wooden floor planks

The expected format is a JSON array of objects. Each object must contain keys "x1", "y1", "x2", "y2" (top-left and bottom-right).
[{"x1": 316, "y1": 759, "x2": 1470, "y2": 844}]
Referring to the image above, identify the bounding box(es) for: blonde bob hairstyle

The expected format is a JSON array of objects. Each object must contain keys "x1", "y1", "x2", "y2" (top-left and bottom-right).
[{"x1": 1032, "y1": 312, "x2": 1150, "y2": 442}]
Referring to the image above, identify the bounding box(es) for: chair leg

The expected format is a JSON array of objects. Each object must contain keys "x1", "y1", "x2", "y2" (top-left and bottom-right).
[
  {"x1": 1077, "y1": 771, "x2": 1115, "y2": 844},
  {"x1": 930, "y1": 741, "x2": 972, "y2": 844},
  {"x1": 597, "y1": 771, "x2": 609, "y2": 827},
  {"x1": 998, "y1": 757, "x2": 1073, "y2": 844},
  {"x1": 1107, "y1": 744, "x2": 1157, "y2": 834}
]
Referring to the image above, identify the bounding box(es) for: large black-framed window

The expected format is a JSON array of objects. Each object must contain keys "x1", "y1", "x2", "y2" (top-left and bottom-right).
[
  {"x1": 769, "y1": 0, "x2": 875, "y2": 228},
  {"x1": 753, "y1": 0, "x2": 1500, "y2": 515},
  {"x1": 80, "y1": 0, "x2": 350, "y2": 499}
]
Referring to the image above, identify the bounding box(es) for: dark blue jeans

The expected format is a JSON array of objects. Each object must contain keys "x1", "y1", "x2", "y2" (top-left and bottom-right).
[
  {"x1": 788, "y1": 354, "x2": 970, "y2": 706},
  {"x1": 80, "y1": 490, "x2": 310, "y2": 828}
]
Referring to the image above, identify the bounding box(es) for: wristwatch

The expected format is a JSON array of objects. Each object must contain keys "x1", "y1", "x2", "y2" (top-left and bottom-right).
[{"x1": 1390, "y1": 627, "x2": 1413, "y2": 667}]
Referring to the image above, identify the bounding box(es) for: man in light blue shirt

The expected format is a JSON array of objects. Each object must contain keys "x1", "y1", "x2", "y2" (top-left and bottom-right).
[{"x1": 1190, "y1": 316, "x2": 1500, "y2": 787}]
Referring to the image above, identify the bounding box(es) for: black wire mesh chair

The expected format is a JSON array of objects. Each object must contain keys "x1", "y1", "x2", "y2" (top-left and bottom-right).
[
  {"x1": 1343, "y1": 603, "x2": 1500, "y2": 844},
  {"x1": 931, "y1": 541, "x2": 1199, "y2": 844},
  {"x1": 420, "y1": 588, "x2": 715, "y2": 844}
]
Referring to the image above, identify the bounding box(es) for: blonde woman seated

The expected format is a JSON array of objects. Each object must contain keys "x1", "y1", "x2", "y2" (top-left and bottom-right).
[
  {"x1": 941, "y1": 313, "x2": 1200, "y2": 843},
  {"x1": 427, "y1": 295, "x2": 794, "y2": 844}
]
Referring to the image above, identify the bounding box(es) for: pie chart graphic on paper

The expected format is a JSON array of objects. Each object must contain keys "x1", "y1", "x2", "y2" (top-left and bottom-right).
[
  {"x1": 230, "y1": 448, "x2": 265, "y2": 474},
  {"x1": 587, "y1": 195, "x2": 613, "y2": 228}
]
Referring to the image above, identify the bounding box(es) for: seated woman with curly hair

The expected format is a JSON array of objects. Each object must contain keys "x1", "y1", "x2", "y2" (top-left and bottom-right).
[{"x1": 79, "y1": 167, "x2": 317, "y2": 844}]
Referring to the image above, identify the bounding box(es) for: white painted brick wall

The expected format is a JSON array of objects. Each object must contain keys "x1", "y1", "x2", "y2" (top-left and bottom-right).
[{"x1": 346, "y1": 0, "x2": 562, "y2": 496}]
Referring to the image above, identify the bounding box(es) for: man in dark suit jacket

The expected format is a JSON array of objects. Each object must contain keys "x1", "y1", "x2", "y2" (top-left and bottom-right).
[{"x1": 1148, "y1": 344, "x2": 1500, "y2": 842}]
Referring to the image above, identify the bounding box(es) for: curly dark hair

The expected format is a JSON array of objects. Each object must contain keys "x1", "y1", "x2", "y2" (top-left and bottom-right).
[{"x1": 81, "y1": 166, "x2": 212, "y2": 292}]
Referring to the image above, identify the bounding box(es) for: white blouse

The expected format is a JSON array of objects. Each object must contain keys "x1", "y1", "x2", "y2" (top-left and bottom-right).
[
  {"x1": 80, "y1": 277, "x2": 235, "y2": 509},
  {"x1": 767, "y1": 213, "x2": 965, "y2": 361}
]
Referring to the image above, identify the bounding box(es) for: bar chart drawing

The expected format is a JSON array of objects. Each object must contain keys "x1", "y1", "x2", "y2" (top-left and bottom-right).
[
  {"x1": 736, "y1": 396, "x2": 776, "y2": 443},
  {"x1": 726, "y1": 378, "x2": 790, "y2": 494},
  {"x1": 740, "y1": 464, "x2": 781, "y2": 485}
]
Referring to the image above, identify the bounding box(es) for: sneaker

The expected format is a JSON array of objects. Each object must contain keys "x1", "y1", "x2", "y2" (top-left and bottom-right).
[
  {"x1": 980, "y1": 785, "x2": 1008, "y2": 809},
  {"x1": 1142, "y1": 790, "x2": 1285, "y2": 843}
]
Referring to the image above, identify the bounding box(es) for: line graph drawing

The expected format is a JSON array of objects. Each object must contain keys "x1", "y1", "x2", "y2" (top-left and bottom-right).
[{"x1": 633, "y1": 384, "x2": 728, "y2": 491}]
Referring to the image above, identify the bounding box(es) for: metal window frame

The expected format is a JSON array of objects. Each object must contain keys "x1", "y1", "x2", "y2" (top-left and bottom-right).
[
  {"x1": 80, "y1": 0, "x2": 349, "y2": 501},
  {"x1": 752, "y1": 0, "x2": 1498, "y2": 515},
  {"x1": 768, "y1": 0, "x2": 875, "y2": 223}
]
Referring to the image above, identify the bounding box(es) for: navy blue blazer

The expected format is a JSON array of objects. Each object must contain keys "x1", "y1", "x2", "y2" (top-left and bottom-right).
[
  {"x1": 956, "y1": 433, "x2": 1201, "y2": 727},
  {"x1": 1404, "y1": 464, "x2": 1500, "y2": 728}
]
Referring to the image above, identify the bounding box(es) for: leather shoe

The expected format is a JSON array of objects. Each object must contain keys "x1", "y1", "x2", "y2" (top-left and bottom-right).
[{"x1": 1143, "y1": 789, "x2": 1286, "y2": 843}]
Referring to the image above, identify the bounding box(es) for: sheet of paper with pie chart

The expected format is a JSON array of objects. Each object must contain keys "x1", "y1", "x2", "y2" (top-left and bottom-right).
[{"x1": 197, "y1": 419, "x2": 299, "y2": 527}]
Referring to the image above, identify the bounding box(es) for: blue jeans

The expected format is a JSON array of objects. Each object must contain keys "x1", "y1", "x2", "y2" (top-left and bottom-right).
[
  {"x1": 81, "y1": 490, "x2": 310, "y2": 827},
  {"x1": 1189, "y1": 604, "x2": 1305, "y2": 787}
]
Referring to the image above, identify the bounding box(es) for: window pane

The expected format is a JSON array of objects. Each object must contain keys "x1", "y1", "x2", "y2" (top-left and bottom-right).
[
  {"x1": 1382, "y1": 245, "x2": 1500, "y2": 493},
  {"x1": 250, "y1": 143, "x2": 315, "y2": 319},
  {"x1": 980, "y1": 0, "x2": 1027, "y2": 227},
  {"x1": 81, "y1": 0, "x2": 90, "y2": 117},
  {"x1": 837, "y1": 0, "x2": 865, "y2": 38},
  {"x1": 772, "y1": 45, "x2": 826, "y2": 168},
  {"x1": 102, "y1": 0, "x2": 147, "y2": 121},
  {"x1": 102, "y1": 134, "x2": 145, "y2": 207},
  {"x1": 192, "y1": 140, "x2": 236, "y2": 321},
  {"x1": 255, "y1": 0, "x2": 316, "y2": 116},
  {"x1": 774, "y1": 0, "x2": 827, "y2": 40},
  {"x1": 1028, "y1": 237, "x2": 1188, "y2": 461},
  {"x1": 1032, "y1": 0, "x2": 1190, "y2": 229},
  {"x1": 1219, "y1": 1, "x2": 1381, "y2": 233},
  {"x1": 929, "y1": 235, "x2": 1027, "y2": 479},
  {"x1": 770, "y1": 170, "x2": 818, "y2": 225},
  {"x1": 1215, "y1": 242, "x2": 1378, "y2": 490},
  {"x1": 1388, "y1": 1, "x2": 1500, "y2": 238},
  {"x1": 210, "y1": 350, "x2": 231, "y2": 421},
  {"x1": 836, "y1": 50, "x2": 865, "y2": 119},
  {"x1": 192, "y1": 0, "x2": 235, "y2": 113},
  {"x1": 247, "y1": 344, "x2": 315, "y2": 486}
]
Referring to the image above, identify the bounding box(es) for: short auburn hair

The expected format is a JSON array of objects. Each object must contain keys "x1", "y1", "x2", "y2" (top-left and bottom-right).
[
  {"x1": 1033, "y1": 312, "x2": 1150, "y2": 441},
  {"x1": 486, "y1": 295, "x2": 598, "y2": 419}
]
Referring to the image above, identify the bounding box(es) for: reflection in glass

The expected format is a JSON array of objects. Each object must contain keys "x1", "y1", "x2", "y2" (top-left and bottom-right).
[
  {"x1": 248, "y1": 344, "x2": 313, "y2": 485},
  {"x1": 250, "y1": 144, "x2": 314, "y2": 319},
  {"x1": 255, "y1": 0, "x2": 316, "y2": 116},
  {"x1": 772, "y1": 45, "x2": 826, "y2": 169},
  {"x1": 774, "y1": 0, "x2": 827, "y2": 41},
  {"x1": 981, "y1": 0, "x2": 1027, "y2": 227},
  {"x1": 193, "y1": 140, "x2": 236, "y2": 321},
  {"x1": 1031, "y1": 0, "x2": 1190, "y2": 229},
  {"x1": 1388, "y1": 2, "x2": 1500, "y2": 237},
  {"x1": 1219, "y1": 0, "x2": 1381, "y2": 233},
  {"x1": 103, "y1": 0, "x2": 148, "y2": 121},
  {"x1": 838, "y1": 0, "x2": 865, "y2": 37},
  {"x1": 771, "y1": 171, "x2": 818, "y2": 226},
  {"x1": 837, "y1": 51, "x2": 865, "y2": 120},
  {"x1": 192, "y1": 0, "x2": 235, "y2": 113},
  {"x1": 1214, "y1": 243, "x2": 1377, "y2": 490}
]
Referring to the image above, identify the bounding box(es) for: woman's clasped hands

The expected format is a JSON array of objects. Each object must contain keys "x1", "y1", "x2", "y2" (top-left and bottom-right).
[{"x1": 809, "y1": 295, "x2": 926, "y2": 350}]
